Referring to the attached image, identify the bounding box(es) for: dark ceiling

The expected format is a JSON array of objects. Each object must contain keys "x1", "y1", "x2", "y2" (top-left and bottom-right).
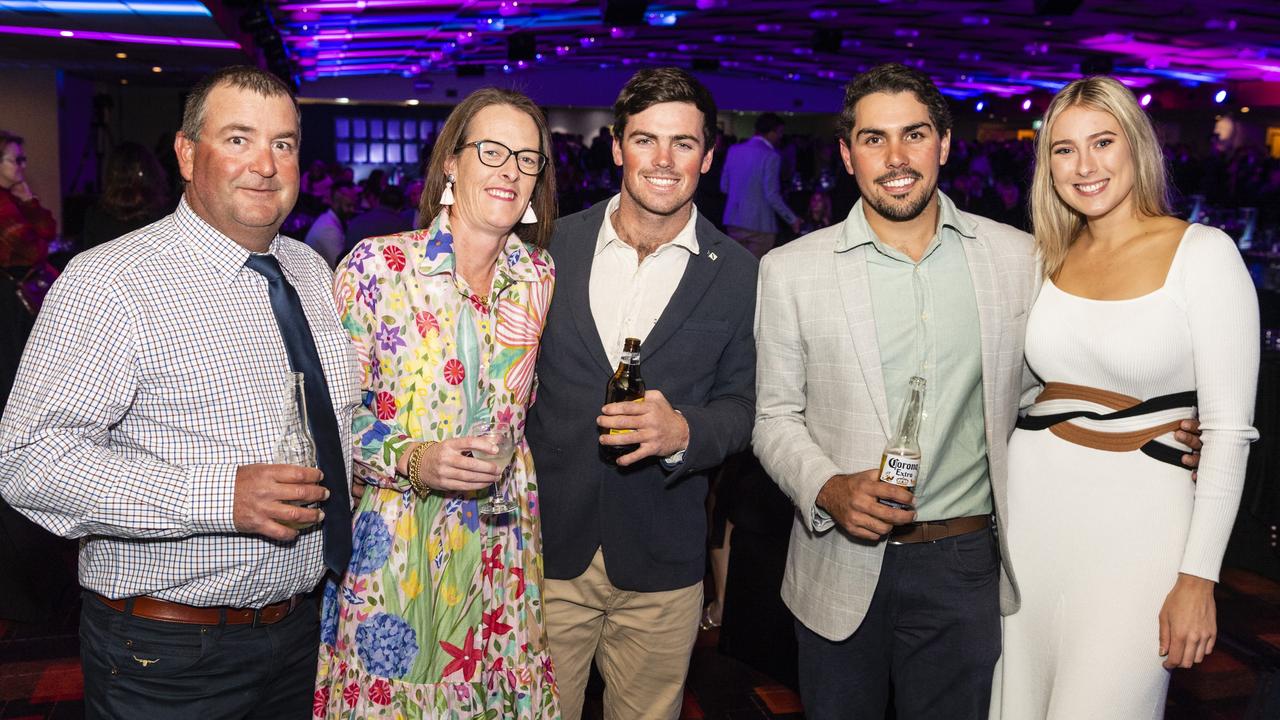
[
  {"x1": 1, "y1": 1, "x2": 1279, "y2": 97},
  {"x1": 269, "y1": 0, "x2": 1280, "y2": 97}
]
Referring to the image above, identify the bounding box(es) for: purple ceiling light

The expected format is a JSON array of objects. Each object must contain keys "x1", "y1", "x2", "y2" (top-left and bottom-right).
[
  {"x1": 0, "y1": 23, "x2": 239, "y2": 48},
  {"x1": 258, "y1": 0, "x2": 1280, "y2": 94}
]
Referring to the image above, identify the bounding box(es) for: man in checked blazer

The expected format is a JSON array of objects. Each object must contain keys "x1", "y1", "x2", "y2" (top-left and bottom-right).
[
  {"x1": 526, "y1": 67, "x2": 756, "y2": 720},
  {"x1": 753, "y1": 63, "x2": 1038, "y2": 719}
]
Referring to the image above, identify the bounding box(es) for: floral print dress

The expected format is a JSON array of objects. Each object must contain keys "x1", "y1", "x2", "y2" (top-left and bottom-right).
[{"x1": 315, "y1": 209, "x2": 559, "y2": 719}]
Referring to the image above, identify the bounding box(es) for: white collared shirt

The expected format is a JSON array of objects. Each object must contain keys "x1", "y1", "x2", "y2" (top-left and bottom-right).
[{"x1": 589, "y1": 193, "x2": 700, "y2": 367}]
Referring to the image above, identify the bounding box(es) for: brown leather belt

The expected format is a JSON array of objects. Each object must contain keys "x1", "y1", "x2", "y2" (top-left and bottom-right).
[
  {"x1": 93, "y1": 592, "x2": 304, "y2": 626},
  {"x1": 888, "y1": 514, "x2": 991, "y2": 544}
]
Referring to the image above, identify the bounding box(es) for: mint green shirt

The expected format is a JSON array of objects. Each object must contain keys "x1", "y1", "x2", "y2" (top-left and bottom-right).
[{"x1": 848, "y1": 192, "x2": 991, "y2": 521}]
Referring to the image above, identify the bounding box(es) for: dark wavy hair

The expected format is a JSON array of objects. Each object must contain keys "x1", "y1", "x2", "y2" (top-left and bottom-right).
[
  {"x1": 612, "y1": 67, "x2": 718, "y2": 152},
  {"x1": 99, "y1": 142, "x2": 169, "y2": 223},
  {"x1": 837, "y1": 63, "x2": 952, "y2": 142}
]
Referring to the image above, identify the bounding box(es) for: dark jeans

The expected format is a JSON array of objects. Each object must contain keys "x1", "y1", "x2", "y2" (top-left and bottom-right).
[
  {"x1": 79, "y1": 591, "x2": 320, "y2": 720},
  {"x1": 795, "y1": 527, "x2": 1002, "y2": 720}
]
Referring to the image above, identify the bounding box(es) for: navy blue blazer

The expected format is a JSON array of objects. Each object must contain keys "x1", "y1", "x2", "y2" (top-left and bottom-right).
[{"x1": 527, "y1": 201, "x2": 757, "y2": 592}]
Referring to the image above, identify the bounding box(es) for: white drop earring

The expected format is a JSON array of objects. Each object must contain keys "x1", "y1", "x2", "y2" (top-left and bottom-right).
[
  {"x1": 520, "y1": 202, "x2": 537, "y2": 224},
  {"x1": 439, "y1": 174, "x2": 455, "y2": 206}
]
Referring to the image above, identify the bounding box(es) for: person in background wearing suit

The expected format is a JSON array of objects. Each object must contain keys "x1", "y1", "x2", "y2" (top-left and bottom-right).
[
  {"x1": 343, "y1": 183, "x2": 411, "y2": 251},
  {"x1": 302, "y1": 180, "x2": 357, "y2": 268},
  {"x1": 720, "y1": 112, "x2": 801, "y2": 258},
  {"x1": 526, "y1": 67, "x2": 757, "y2": 720}
]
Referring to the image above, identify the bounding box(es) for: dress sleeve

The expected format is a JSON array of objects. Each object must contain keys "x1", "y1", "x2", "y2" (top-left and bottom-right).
[
  {"x1": 1177, "y1": 226, "x2": 1260, "y2": 581},
  {"x1": 335, "y1": 241, "x2": 415, "y2": 491}
]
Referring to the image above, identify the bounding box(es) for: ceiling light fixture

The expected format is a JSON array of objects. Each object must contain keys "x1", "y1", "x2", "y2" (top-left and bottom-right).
[{"x1": 0, "y1": 23, "x2": 239, "y2": 48}]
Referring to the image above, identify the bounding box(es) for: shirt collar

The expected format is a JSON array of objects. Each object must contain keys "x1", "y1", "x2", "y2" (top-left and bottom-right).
[
  {"x1": 411, "y1": 207, "x2": 548, "y2": 284},
  {"x1": 173, "y1": 194, "x2": 286, "y2": 284},
  {"x1": 593, "y1": 192, "x2": 701, "y2": 258},
  {"x1": 756, "y1": 135, "x2": 774, "y2": 150},
  {"x1": 837, "y1": 190, "x2": 977, "y2": 255}
]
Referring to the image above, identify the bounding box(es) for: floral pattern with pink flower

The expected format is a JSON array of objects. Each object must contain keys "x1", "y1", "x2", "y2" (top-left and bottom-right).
[{"x1": 315, "y1": 208, "x2": 558, "y2": 719}]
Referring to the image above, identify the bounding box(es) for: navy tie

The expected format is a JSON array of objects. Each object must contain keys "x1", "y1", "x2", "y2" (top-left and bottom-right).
[{"x1": 245, "y1": 253, "x2": 352, "y2": 576}]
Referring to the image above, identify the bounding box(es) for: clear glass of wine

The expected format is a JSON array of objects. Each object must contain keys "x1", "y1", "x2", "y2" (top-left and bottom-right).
[{"x1": 470, "y1": 421, "x2": 517, "y2": 515}]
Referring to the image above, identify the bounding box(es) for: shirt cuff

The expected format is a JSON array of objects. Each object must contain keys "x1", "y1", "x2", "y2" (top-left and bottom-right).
[
  {"x1": 811, "y1": 506, "x2": 835, "y2": 533},
  {"x1": 187, "y1": 464, "x2": 239, "y2": 534},
  {"x1": 661, "y1": 449, "x2": 687, "y2": 469}
]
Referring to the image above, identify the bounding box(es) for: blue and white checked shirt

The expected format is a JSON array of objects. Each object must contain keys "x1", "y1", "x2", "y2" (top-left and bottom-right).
[{"x1": 0, "y1": 197, "x2": 360, "y2": 608}]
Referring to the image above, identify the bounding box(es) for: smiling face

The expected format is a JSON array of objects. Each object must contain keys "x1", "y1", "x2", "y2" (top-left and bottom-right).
[
  {"x1": 1048, "y1": 105, "x2": 1136, "y2": 221},
  {"x1": 175, "y1": 83, "x2": 300, "y2": 251},
  {"x1": 444, "y1": 103, "x2": 541, "y2": 240},
  {"x1": 840, "y1": 90, "x2": 949, "y2": 224},
  {"x1": 612, "y1": 101, "x2": 713, "y2": 219}
]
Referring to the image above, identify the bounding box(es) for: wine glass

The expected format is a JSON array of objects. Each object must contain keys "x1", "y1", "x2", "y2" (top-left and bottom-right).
[{"x1": 470, "y1": 421, "x2": 517, "y2": 515}]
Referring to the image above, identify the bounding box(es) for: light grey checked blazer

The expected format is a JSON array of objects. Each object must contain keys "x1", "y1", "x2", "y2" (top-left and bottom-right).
[{"x1": 753, "y1": 199, "x2": 1039, "y2": 641}]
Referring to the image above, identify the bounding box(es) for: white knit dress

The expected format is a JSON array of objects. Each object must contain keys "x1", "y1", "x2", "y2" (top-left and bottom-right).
[{"x1": 991, "y1": 224, "x2": 1260, "y2": 720}]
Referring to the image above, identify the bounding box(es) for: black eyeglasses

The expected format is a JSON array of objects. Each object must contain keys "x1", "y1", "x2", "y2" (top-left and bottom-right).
[
  {"x1": 2, "y1": 155, "x2": 27, "y2": 166},
  {"x1": 455, "y1": 140, "x2": 547, "y2": 176}
]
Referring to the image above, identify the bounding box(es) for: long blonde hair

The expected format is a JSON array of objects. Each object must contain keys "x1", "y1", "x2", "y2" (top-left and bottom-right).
[{"x1": 1031, "y1": 76, "x2": 1171, "y2": 277}]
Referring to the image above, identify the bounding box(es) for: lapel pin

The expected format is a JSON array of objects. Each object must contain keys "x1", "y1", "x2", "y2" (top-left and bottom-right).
[{"x1": 708, "y1": 251, "x2": 718, "y2": 262}]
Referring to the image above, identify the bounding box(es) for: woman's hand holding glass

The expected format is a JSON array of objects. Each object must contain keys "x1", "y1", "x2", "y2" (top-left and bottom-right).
[
  {"x1": 470, "y1": 421, "x2": 517, "y2": 515},
  {"x1": 400, "y1": 436, "x2": 504, "y2": 493}
]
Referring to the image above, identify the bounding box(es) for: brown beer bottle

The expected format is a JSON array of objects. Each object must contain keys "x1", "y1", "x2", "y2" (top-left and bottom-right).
[{"x1": 602, "y1": 337, "x2": 645, "y2": 461}]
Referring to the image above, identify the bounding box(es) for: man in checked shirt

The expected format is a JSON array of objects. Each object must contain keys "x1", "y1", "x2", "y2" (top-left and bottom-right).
[{"x1": 0, "y1": 66, "x2": 359, "y2": 718}]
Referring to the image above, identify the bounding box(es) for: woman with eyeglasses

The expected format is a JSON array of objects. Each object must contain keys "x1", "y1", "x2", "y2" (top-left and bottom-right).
[
  {"x1": 315, "y1": 88, "x2": 560, "y2": 718},
  {"x1": 0, "y1": 131, "x2": 54, "y2": 273},
  {"x1": 0, "y1": 131, "x2": 56, "y2": 315}
]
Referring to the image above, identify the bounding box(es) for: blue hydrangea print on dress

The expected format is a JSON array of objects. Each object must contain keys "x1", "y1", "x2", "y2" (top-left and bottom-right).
[
  {"x1": 320, "y1": 577, "x2": 340, "y2": 646},
  {"x1": 356, "y1": 612, "x2": 419, "y2": 679},
  {"x1": 350, "y1": 511, "x2": 392, "y2": 576}
]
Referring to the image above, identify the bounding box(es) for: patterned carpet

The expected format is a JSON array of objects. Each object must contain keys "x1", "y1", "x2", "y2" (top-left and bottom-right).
[{"x1": 2, "y1": 568, "x2": 1278, "y2": 719}]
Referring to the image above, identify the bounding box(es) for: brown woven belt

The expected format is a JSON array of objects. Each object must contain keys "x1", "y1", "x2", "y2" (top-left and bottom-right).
[
  {"x1": 888, "y1": 514, "x2": 991, "y2": 544},
  {"x1": 93, "y1": 592, "x2": 304, "y2": 626}
]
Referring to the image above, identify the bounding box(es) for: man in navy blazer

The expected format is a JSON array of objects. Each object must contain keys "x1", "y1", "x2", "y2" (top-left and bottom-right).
[
  {"x1": 526, "y1": 67, "x2": 757, "y2": 720},
  {"x1": 720, "y1": 112, "x2": 802, "y2": 258}
]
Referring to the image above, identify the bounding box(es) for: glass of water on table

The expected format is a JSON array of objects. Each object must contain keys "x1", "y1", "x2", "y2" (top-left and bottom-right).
[{"x1": 470, "y1": 421, "x2": 517, "y2": 515}]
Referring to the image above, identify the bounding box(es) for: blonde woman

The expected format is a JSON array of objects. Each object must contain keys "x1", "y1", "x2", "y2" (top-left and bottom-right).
[{"x1": 992, "y1": 76, "x2": 1259, "y2": 719}]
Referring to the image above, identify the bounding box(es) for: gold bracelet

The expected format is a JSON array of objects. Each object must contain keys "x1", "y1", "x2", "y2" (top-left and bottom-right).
[{"x1": 406, "y1": 442, "x2": 436, "y2": 499}]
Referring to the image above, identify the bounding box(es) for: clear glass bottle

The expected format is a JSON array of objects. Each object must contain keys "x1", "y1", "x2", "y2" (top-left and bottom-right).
[
  {"x1": 275, "y1": 371, "x2": 316, "y2": 468},
  {"x1": 276, "y1": 372, "x2": 318, "y2": 528},
  {"x1": 878, "y1": 376, "x2": 925, "y2": 510}
]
